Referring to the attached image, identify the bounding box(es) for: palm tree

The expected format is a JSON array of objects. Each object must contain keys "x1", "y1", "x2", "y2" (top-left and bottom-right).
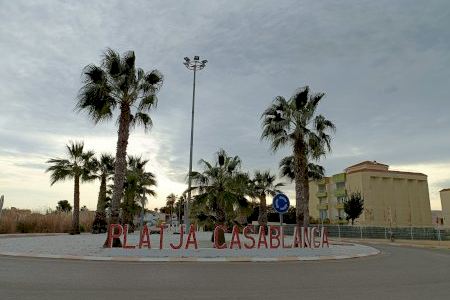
[
  {"x1": 122, "y1": 156, "x2": 157, "y2": 231},
  {"x1": 279, "y1": 156, "x2": 325, "y2": 181},
  {"x1": 251, "y1": 170, "x2": 284, "y2": 227},
  {"x1": 190, "y1": 149, "x2": 251, "y2": 242},
  {"x1": 166, "y1": 193, "x2": 176, "y2": 226},
  {"x1": 261, "y1": 86, "x2": 335, "y2": 226},
  {"x1": 76, "y1": 49, "x2": 163, "y2": 244},
  {"x1": 46, "y1": 141, "x2": 95, "y2": 234},
  {"x1": 91, "y1": 154, "x2": 115, "y2": 233},
  {"x1": 175, "y1": 195, "x2": 185, "y2": 225}
]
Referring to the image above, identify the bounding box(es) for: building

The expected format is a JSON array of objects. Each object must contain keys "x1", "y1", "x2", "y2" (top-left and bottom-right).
[
  {"x1": 431, "y1": 210, "x2": 444, "y2": 227},
  {"x1": 309, "y1": 161, "x2": 432, "y2": 227},
  {"x1": 440, "y1": 189, "x2": 450, "y2": 228}
]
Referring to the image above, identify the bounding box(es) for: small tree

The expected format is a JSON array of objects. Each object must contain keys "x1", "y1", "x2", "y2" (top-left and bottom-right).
[
  {"x1": 56, "y1": 200, "x2": 72, "y2": 213},
  {"x1": 344, "y1": 192, "x2": 364, "y2": 225}
]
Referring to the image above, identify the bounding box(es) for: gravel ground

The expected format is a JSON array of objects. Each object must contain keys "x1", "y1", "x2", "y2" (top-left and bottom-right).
[{"x1": 0, "y1": 231, "x2": 378, "y2": 258}]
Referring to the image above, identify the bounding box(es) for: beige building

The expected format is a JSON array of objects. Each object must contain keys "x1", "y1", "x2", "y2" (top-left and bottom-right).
[
  {"x1": 440, "y1": 189, "x2": 450, "y2": 228},
  {"x1": 309, "y1": 161, "x2": 432, "y2": 227}
]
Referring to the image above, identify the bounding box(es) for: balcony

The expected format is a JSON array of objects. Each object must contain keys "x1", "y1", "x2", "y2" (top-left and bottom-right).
[
  {"x1": 334, "y1": 188, "x2": 346, "y2": 198},
  {"x1": 336, "y1": 203, "x2": 345, "y2": 209},
  {"x1": 317, "y1": 203, "x2": 328, "y2": 210},
  {"x1": 317, "y1": 178, "x2": 327, "y2": 184},
  {"x1": 316, "y1": 191, "x2": 327, "y2": 198},
  {"x1": 332, "y1": 173, "x2": 346, "y2": 183}
]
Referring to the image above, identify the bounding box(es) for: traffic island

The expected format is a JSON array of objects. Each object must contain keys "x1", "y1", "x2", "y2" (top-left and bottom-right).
[{"x1": 0, "y1": 228, "x2": 380, "y2": 262}]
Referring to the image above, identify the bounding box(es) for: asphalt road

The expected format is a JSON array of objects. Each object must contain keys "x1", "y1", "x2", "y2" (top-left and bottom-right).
[{"x1": 0, "y1": 244, "x2": 449, "y2": 300}]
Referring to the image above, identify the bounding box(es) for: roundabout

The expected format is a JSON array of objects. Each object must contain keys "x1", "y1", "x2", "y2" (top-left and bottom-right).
[{"x1": 0, "y1": 230, "x2": 379, "y2": 262}]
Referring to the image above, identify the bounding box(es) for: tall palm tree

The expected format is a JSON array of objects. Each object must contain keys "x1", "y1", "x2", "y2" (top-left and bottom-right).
[
  {"x1": 190, "y1": 149, "x2": 251, "y2": 242},
  {"x1": 46, "y1": 141, "x2": 95, "y2": 234},
  {"x1": 122, "y1": 156, "x2": 157, "y2": 231},
  {"x1": 261, "y1": 86, "x2": 335, "y2": 226},
  {"x1": 76, "y1": 49, "x2": 163, "y2": 244},
  {"x1": 175, "y1": 195, "x2": 185, "y2": 225},
  {"x1": 91, "y1": 154, "x2": 115, "y2": 233},
  {"x1": 166, "y1": 193, "x2": 176, "y2": 226},
  {"x1": 279, "y1": 156, "x2": 325, "y2": 181},
  {"x1": 251, "y1": 170, "x2": 284, "y2": 227}
]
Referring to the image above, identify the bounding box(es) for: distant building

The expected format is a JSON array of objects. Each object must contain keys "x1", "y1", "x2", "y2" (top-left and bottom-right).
[
  {"x1": 440, "y1": 189, "x2": 450, "y2": 228},
  {"x1": 309, "y1": 161, "x2": 432, "y2": 227},
  {"x1": 431, "y1": 210, "x2": 444, "y2": 227}
]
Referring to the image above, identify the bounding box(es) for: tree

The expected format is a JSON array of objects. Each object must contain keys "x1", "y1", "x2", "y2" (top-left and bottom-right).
[
  {"x1": 251, "y1": 170, "x2": 283, "y2": 227},
  {"x1": 190, "y1": 149, "x2": 251, "y2": 243},
  {"x1": 46, "y1": 141, "x2": 95, "y2": 234},
  {"x1": 56, "y1": 200, "x2": 72, "y2": 213},
  {"x1": 174, "y1": 195, "x2": 185, "y2": 225},
  {"x1": 76, "y1": 49, "x2": 163, "y2": 245},
  {"x1": 122, "y1": 156, "x2": 157, "y2": 231},
  {"x1": 166, "y1": 193, "x2": 176, "y2": 225},
  {"x1": 91, "y1": 154, "x2": 115, "y2": 233},
  {"x1": 344, "y1": 192, "x2": 364, "y2": 225},
  {"x1": 261, "y1": 86, "x2": 335, "y2": 226}
]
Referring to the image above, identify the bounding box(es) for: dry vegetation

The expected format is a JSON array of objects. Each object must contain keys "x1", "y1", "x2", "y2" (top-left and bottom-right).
[{"x1": 0, "y1": 209, "x2": 95, "y2": 234}]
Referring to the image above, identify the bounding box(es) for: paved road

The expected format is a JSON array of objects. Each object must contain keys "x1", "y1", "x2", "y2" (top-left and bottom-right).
[{"x1": 0, "y1": 244, "x2": 449, "y2": 300}]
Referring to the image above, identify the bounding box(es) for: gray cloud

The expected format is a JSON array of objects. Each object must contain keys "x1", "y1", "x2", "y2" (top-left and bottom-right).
[{"x1": 1, "y1": 0, "x2": 450, "y2": 209}]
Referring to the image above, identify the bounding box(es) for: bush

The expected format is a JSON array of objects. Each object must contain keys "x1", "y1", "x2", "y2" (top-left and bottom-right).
[{"x1": 0, "y1": 209, "x2": 95, "y2": 234}]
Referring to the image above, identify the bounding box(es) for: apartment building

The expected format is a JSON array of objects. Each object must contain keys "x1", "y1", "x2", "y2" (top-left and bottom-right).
[
  {"x1": 440, "y1": 189, "x2": 450, "y2": 228},
  {"x1": 309, "y1": 161, "x2": 432, "y2": 227}
]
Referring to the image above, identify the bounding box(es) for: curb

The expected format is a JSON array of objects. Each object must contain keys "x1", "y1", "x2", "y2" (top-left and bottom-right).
[
  {"x1": 344, "y1": 239, "x2": 450, "y2": 250},
  {"x1": 0, "y1": 249, "x2": 380, "y2": 262}
]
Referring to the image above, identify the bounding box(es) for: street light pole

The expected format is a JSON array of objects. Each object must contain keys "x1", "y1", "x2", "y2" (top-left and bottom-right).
[{"x1": 184, "y1": 56, "x2": 207, "y2": 233}]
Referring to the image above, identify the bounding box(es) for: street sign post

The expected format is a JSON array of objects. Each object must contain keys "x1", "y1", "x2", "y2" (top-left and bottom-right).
[{"x1": 272, "y1": 193, "x2": 290, "y2": 227}]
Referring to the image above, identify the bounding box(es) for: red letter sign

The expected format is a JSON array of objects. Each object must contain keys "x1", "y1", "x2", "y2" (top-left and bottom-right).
[
  {"x1": 229, "y1": 225, "x2": 242, "y2": 249},
  {"x1": 257, "y1": 226, "x2": 268, "y2": 249},
  {"x1": 139, "y1": 225, "x2": 151, "y2": 249},
  {"x1": 107, "y1": 224, "x2": 123, "y2": 248},
  {"x1": 243, "y1": 225, "x2": 255, "y2": 249},
  {"x1": 123, "y1": 224, "x2": 136, "y2": 249},
  {"x1": 269, "y1": 226, "x2": 280, "y2": 249},
  {"x1": 214, "y1": 225, "x2": 227, "y2": 249},
  {"x1": 185, "y1": 225, "x2": 198, "y2": 249}
]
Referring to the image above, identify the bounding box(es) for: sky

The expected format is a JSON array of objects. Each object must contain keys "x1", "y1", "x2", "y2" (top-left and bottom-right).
[{"x1": 1, "y1": 0, "x2": 449, "y2": 212}]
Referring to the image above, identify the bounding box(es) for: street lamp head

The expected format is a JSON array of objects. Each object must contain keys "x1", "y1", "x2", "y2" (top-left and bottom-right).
[
  {"x1": 184, "y1": 57, "x2": 190, "y2": 62},
  {"x1": 194, "y1": 56, "x2": 200, "y2": 61},
  {"x1": 202, "y1": 60, "x2": 208, "y2": 64}
]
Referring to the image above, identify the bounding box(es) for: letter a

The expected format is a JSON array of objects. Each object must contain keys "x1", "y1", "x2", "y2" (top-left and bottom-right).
[
  {"x1": 320, "y1": 227, "x2": 329, "y2": 248},
  {"x1": 139, "y1": 225, "x2": 151, "y2": 249},
  {"x1": 292, "y1": 226, "x2": 302, "y2": 248},
  {"x1": 257, "y1": 226, "x2": 268, "y2": 249},
  {"x1": 230, "y1": 225, "x2": 242, "y2": 249},
  {"x1": 185, "y1": 225, "x2": 198, "y2": 249}
]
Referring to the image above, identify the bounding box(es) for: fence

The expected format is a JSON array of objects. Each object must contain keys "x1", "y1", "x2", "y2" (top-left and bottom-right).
[{"x1": 280, "y1": 224, "x2": 450, "y2": 241}]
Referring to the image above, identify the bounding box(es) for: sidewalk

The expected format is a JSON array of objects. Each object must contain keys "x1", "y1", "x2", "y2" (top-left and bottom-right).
[{"x1": 339, "y1": 238, "x2": 450, "y2": 250}]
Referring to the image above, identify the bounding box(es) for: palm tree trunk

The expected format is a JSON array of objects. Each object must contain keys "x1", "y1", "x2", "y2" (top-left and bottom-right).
[
  {"x1": 257, "y1": 195, "x2": 268, "y2": 226},
  {"x1": 294, "y1": 139, "x2": 309, "y2": 227},
  {"x1": 92, "y1": 175, "x2": 107, "y2": 234},
  {"x1": 97, "y1": 175, "x2": 107, "y2": 211},
  {"x1": 105, "y1": 103, "x2": 131, "y2": 247},
  {"x1": 72, "y1": 174, "x2": 80, "y2": 235}
]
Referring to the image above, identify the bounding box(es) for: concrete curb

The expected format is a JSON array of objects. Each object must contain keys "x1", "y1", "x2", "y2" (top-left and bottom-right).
[
  {"x1": 0, "y1": 249, "x2": 380, "y2": 262},
  {"x1": 345, "y1": 239, "x2": 450, "y2": 250}
]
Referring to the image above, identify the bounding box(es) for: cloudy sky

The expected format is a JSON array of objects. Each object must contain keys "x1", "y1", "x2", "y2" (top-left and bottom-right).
[{"x1": 1, "y1": 0, "x2": 449, "y2": 211}]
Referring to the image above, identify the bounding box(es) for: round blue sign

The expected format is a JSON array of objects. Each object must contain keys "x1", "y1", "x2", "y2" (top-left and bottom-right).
[{"x1": 272, "y1": 193, "x2": 290, "y2": 214}]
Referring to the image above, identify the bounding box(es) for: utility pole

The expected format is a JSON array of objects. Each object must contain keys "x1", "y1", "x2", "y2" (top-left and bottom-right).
[{"x1": 183, "y1": 56, "x2": 207, "y2": 233}]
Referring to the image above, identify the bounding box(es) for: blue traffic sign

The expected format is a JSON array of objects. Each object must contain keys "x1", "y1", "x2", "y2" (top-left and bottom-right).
[{"x1": 272, "y1": 193, "x2": 290, "y2": 214}]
